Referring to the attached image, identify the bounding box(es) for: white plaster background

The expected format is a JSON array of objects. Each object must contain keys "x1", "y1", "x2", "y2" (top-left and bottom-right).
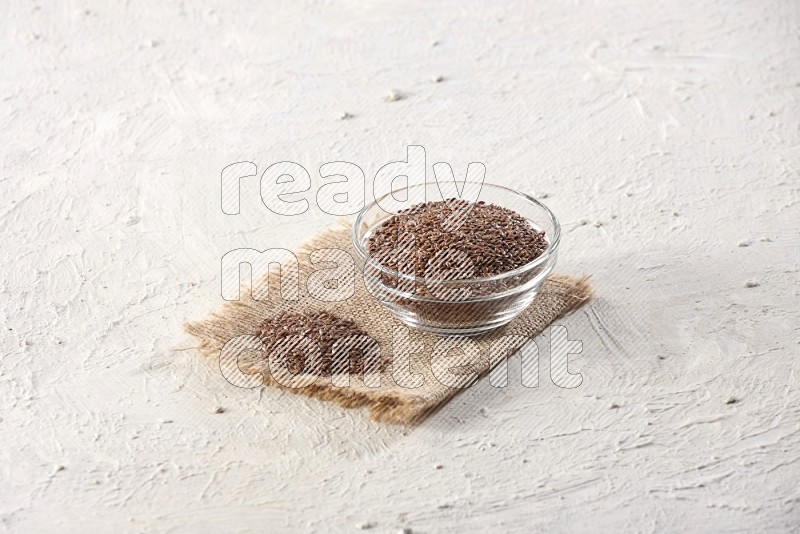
[{"x1": 2, "y1": 0, "x2": 799, "y2": 532}]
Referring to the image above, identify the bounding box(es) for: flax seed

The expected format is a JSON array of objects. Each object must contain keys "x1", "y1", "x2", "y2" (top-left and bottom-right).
[{"x1": 256, "y1": 311, "x2": 381, "y2": 377}]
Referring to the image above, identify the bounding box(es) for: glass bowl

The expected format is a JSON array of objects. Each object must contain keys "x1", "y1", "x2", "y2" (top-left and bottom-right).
[{"x1": 352, "y1": 182, "x2": 560, "y2": 336}]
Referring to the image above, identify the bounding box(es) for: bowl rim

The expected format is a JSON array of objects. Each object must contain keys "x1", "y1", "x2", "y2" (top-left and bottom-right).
[{"x1": 351, "y1": 181, "x2": 561, "y2": 285}]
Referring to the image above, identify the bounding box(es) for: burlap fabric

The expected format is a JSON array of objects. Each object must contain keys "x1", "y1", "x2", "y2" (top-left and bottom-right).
[{"x1": 186, "y1": 222, "x2": 592, "y2": 424}]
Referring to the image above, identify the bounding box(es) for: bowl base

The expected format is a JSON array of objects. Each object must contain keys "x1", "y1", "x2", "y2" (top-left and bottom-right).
[{"x1": 389, "y1": 315, "x2": 514, "y2": 337}]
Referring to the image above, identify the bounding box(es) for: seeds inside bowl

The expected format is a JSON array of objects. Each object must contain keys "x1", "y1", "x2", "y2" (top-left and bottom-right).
[
  {"x1": 367, "y1": 199, "x2": 548, "y2": 282},
  {"x1": 354, "y1": 185, "x2": 559, "y2": 335}
]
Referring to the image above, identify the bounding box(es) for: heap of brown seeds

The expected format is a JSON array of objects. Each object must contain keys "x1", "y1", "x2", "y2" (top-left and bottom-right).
[
  {"x1": 367, "y1": 199, "x2": 548, "y2": 279},
  {"x1": 255, "y1": 310, "x2": 380, "y2": 376}
]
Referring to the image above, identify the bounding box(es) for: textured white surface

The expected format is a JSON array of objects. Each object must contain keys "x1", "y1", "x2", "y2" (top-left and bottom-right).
[{"x1": 2, "y1": 0, "x2": 799, "y2": 532}]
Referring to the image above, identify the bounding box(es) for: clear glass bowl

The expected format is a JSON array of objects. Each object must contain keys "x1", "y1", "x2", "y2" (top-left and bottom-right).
[{"x1": 352, "y1": 182, "x2": 560, "y2": 336}]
